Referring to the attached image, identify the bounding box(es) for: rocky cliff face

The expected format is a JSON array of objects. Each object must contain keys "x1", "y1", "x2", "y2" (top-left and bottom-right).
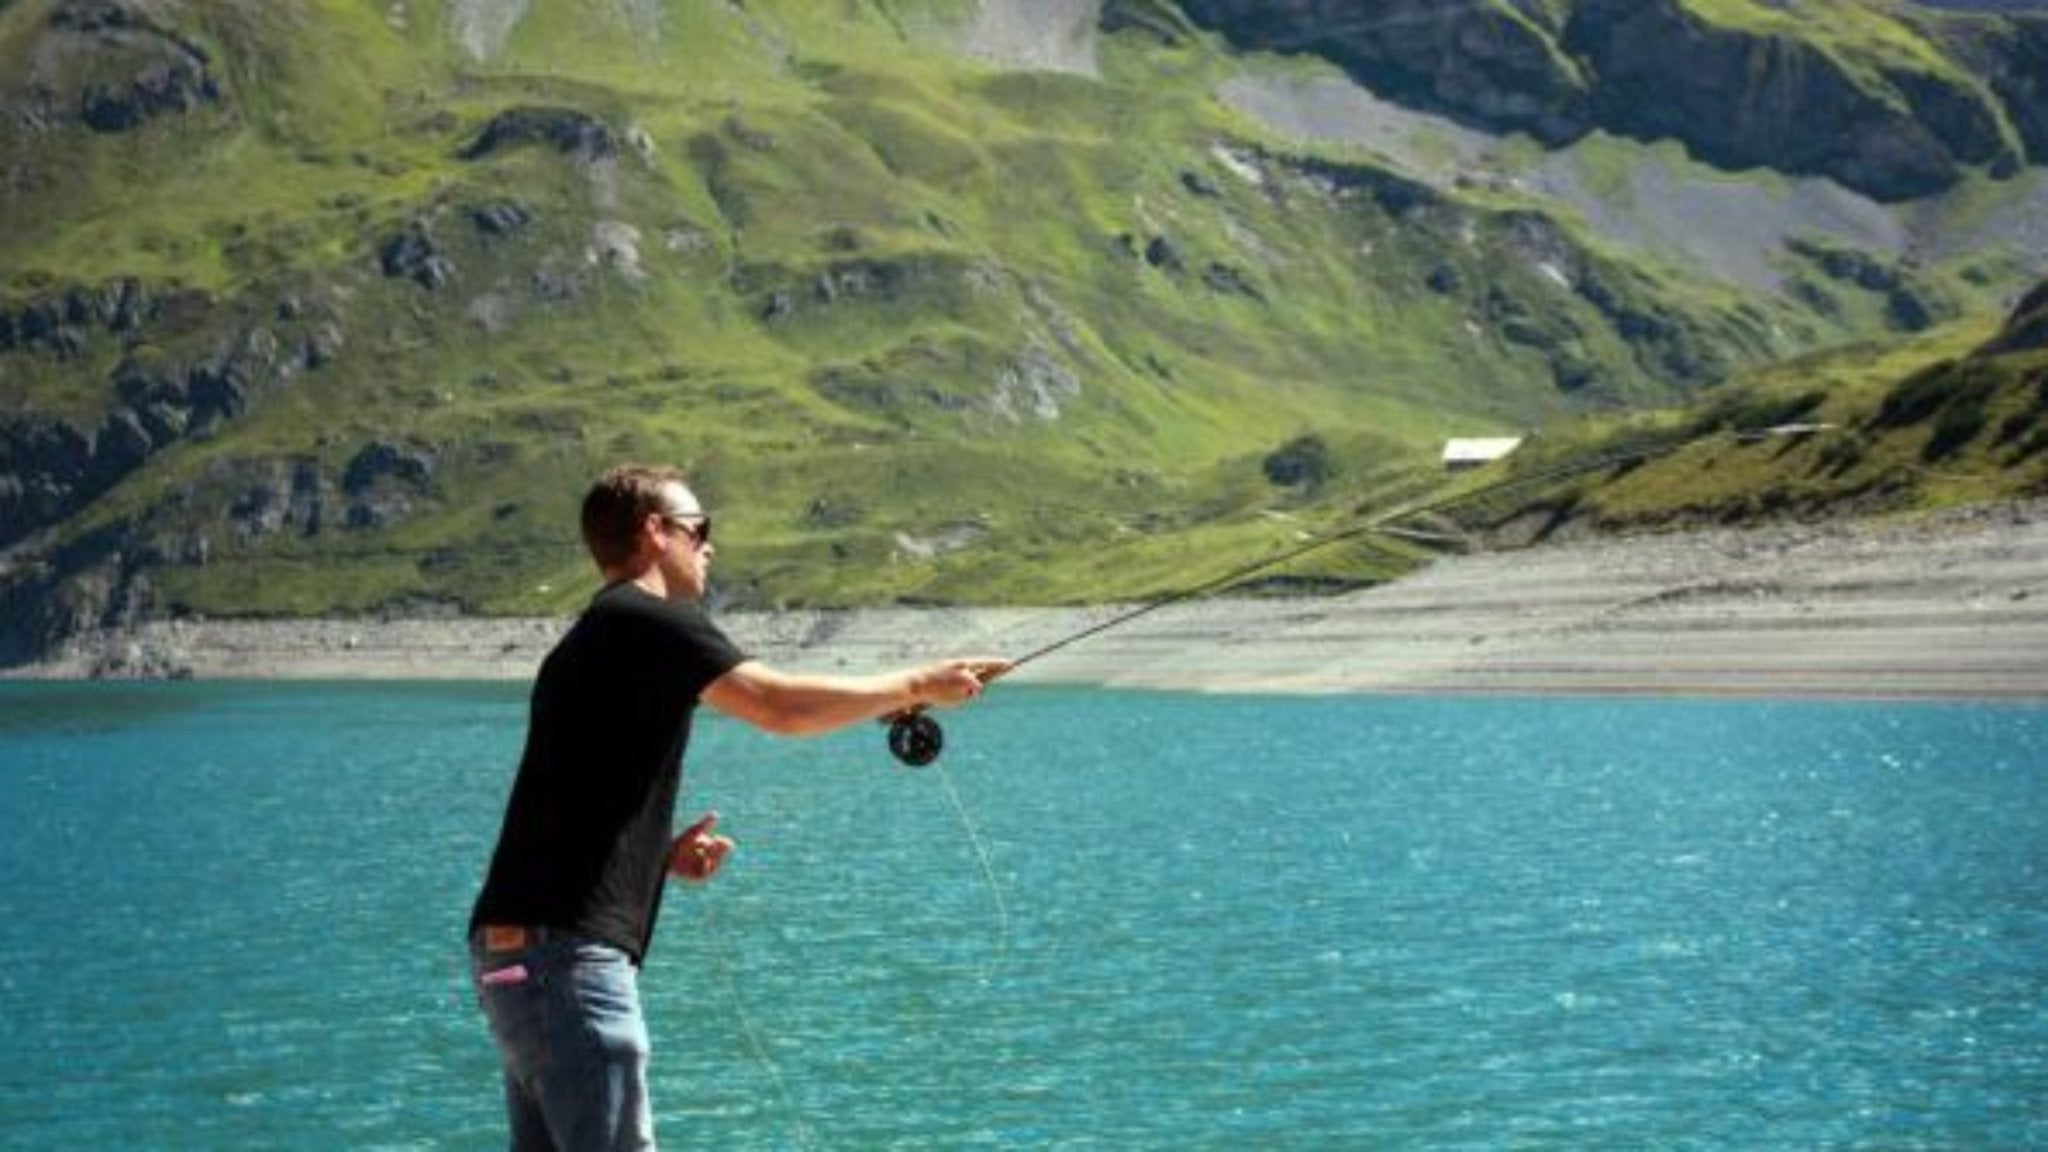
[
  {"x1": 1174, "y1": 0, "x2": 2044, "y2": 202},
  {"x1": 1933, "y1": 15, "x2": 2048, "y2": 164},
  {"x1": 0, "y1": 278, "x2": 346, "y2": 551},
  {"x1": 1178, "y1": 0, "x2": 1593, "y2": 145},
  {"x1": 1567, "y1": 0, "x2": 2012, "y2": 200}
]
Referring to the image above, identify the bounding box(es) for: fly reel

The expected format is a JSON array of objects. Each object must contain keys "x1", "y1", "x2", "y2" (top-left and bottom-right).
[{"x1": 886, "y1": 710, "x2": 945, "y2": 768}]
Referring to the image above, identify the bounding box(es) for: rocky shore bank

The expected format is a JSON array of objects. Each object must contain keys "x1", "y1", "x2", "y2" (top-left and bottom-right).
[{"x1": 15, "y1": 502, "x2": 2048, "y2": 699}]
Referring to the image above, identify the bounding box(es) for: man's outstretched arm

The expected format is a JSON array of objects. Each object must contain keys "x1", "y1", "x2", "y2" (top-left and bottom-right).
[{"x1": 701, "y1": 657, "x2": 1010, "y2": 736}]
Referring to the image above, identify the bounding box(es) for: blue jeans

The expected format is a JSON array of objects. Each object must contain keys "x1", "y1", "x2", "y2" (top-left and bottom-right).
[{"x1": 473, "y1": 932, "x2": 656, "y2": 1151}]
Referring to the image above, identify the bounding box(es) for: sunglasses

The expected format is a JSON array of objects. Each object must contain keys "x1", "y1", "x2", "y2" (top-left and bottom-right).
[{"x1": 661, "y1": 513, "x2": 712, "y2": 547}]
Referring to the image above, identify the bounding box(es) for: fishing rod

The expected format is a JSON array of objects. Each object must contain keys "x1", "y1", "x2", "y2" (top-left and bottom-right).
[{"x1": 881, "y1": 420, "x2": 1835, "y2": 765}]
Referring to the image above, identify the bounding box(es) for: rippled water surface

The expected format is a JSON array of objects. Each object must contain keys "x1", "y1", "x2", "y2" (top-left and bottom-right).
[{"x1": 1, "y1": 683, "x2": 2044, "y2": 1149}]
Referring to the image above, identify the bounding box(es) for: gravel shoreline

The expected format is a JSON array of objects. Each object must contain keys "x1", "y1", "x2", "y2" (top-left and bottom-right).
[{"x1": 16, "y1": 502, "x2": 2048, "y2": 699}]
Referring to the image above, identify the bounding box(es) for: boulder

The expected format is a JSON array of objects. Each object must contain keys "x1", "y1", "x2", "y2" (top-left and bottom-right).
[
  {"x1": 380, "y1": 225, "x2": 456, "y2": 290},
  {"x1": 1262, "y1": 433, "x2": 1335, "y2": 488},
  {"x1": 1143, "y1": 235, "x2": 1184, "y2": 272},
  {"x1": 469, "y1": 201, "x2": 534, "y2": 237},
  {"x1": 460, "y1": 106, "x2": 618, "y2": 163},
  {"x1": 342, "y1": 440, "x2": 437, "y2": 496}
]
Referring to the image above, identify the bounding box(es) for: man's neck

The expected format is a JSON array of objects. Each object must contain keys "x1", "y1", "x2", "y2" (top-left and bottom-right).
[{"x1": 599, "y1": 560, "x2": 668, "y2": 601}]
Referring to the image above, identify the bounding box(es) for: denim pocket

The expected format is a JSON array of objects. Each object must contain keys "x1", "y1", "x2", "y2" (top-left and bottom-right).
[
  {"x1": 559, "y1": 943, "x2": 650, "y2": 1060},
  {"x1": 476, "y1": 946, "x2": 555, "y2": 1084}
]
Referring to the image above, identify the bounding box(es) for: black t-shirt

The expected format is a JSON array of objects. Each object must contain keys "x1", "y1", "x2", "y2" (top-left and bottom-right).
[{"x1": 470, "y1": 583, "x2": 747, "y2": 961}]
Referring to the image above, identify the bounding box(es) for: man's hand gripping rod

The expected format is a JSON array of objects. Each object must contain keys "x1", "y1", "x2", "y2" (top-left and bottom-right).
[{"x1": 885, "y1": 662, "x2": 1009, "y2": 767}]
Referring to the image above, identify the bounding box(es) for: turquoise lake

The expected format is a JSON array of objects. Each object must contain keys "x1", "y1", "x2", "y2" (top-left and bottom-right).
[{"x1": 0, "y1": 682, "x2": 2043, "y2": 1149}]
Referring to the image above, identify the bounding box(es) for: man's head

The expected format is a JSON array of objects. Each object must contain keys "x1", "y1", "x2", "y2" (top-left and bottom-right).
[{"x1": 581, "y1": 464, "x2": 714, "y2": 599}]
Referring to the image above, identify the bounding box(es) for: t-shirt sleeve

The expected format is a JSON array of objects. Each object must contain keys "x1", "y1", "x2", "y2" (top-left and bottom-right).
[{"x1": 651, "y1": 599, "x2": 749, "y2": 699}]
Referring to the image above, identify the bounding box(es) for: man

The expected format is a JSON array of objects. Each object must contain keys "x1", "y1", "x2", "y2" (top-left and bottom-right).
[{"x1": 469, "y1": 463, "x2": 1008, "y2": 1151}]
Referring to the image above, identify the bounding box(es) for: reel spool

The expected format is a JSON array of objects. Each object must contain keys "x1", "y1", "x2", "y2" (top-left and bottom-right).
[{"x1": 886, "y1": 711, "x2": 945, "y2": 768}]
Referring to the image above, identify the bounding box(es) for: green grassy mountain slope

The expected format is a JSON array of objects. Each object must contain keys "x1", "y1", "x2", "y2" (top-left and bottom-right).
[
  {"x1": 0, "y1": 0, "x2": 2043, "y2": 667},
  {"x1": 1451, "y1": 276, "x2": 2048, "y2": 539}
]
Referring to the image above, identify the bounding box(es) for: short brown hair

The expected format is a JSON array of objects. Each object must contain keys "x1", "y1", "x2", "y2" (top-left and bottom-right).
[{"x1": 581, "y1": 464, "x2": 687, "y2": 569}]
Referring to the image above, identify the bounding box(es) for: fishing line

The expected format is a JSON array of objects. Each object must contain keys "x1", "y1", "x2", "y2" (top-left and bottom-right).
[
  {"x1": 865, "y1": 422, "x2": 1839, "y2": 1023},
  {"x1": 807, "y1": 419, "x2": 1840, "y2": 1140},
  {"x1": 931, "y1": 756, "x2": 1010, "y2": 982},
  {"x1": 701, "y1": 900, "x2": 818, "y2": 1151},
  {"x1": 685, "y1": 764, "x2": 1009, "y2": 1142}
]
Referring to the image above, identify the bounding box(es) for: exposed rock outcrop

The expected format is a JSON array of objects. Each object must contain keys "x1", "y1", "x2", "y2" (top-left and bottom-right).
[
  {"x1": 1931, "y1": 16, "x2": 2048, "y2": 165},
  {"x1": 1176, "y1": 0, "x2": 1591, "y2": 145},
  {"x1": 0, "y1": 279, "x2": 343, "y2": 549},
  {"x1": 1786, "y1": 238, "x2": 1953, "y2": 333},
  {"x1": 341, "y1": 441, "x2": 439, "y2": 530},
  {"x1": 380, "y1": 224, "x2": 458, "y2": 290},
  {"x1": 460, "y1": 106, "x2": 619, "y2": 164},
  {"x1": 1564, "y1": 0, "x2": 1994, "y2": 202},
  {"x1": 1975, "y1": 278, "x2": 2048, "y2": 357},
  {"x1": 0, "y1": 278, "x2": 197, "y2": 353},
  {"x1": 16, "y1": 0, "x2": 225, "y2": 135},
  {"x1": 0, "y1": 515, "x2": 157, "y2": 668},
  {"x1": 748, "y1": 255, "x2": 953, "y2": 324},
  {"x1": 469, "y1": 201, "x2": 534, "y2": 238},
  {"x1": 224, "y1": 457, "x2": 329, "y2": 542},
  {"x1": 1173, "y1": 0, "x2": 2043, "y2": 202}
]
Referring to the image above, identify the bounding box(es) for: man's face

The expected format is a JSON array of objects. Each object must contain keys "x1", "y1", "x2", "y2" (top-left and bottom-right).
[{"x1": 653, "y1": 482, "x2": 714, "y2": 601}]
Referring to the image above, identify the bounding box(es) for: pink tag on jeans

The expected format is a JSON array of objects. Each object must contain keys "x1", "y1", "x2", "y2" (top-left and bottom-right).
[{"x1": 479, "y1": 964, "x2": 530, "y2": 988}]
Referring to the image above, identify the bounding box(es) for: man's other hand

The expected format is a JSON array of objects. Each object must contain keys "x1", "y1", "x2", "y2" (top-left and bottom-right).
[{"x1": 668, "y1": 811, "x2": 733, "y2": 883}]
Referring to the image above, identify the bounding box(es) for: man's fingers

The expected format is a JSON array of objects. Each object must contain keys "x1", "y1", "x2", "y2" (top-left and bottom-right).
[
  {"x1": 911, "y1": 657, "x2": 1012, "y2": 709},
  {"x1": 670, "y1": 812, "x2": 731, "y2": 883},
  {"x1": 963, "y1": 658, "x2": 1013, "y2": 683},
  {"x1": 671, "y1": 832, "x2": 733, "y2": 882},
  {"x1": 690, "y1": 837, "x2": 732, "y2": 881}
]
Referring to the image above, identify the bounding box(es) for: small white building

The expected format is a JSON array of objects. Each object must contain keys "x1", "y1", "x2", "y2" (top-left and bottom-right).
[{"x1": 1441, "y1": 437, "x2": 1524, "y2": 471}]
